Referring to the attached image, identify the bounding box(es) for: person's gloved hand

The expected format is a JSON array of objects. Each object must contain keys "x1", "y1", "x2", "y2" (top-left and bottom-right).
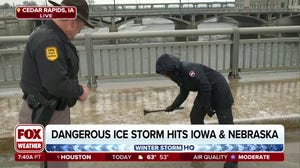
[
  {"x1": 165, "y1": 105, "x2": 175, "y2": 112},
  {"x1": 204, "y1": 105, "x2": 215, "y2": 117}
]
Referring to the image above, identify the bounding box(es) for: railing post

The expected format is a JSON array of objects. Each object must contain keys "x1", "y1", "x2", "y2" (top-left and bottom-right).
[
  {"x1": 229, "y1": 26, "x2": 240, "y2": 79},
  {"x1": 85, "y1": 33, "x2": 97, "y2": 87}
]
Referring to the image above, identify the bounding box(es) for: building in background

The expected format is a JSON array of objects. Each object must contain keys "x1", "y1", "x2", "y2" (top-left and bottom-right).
[
  {"x1": 288, "y1": 0, "x2": 300, "y2": 9},
  {"x1": 235, "y1": 0, "x2": 250, "y2": 8},
  {"x1": 235, "y1": 0, "x2": 300, "y2": 9}
]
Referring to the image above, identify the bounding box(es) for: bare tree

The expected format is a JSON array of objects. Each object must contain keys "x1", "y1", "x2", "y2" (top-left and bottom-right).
[
  {"x1": 23, "y1": 1, "x2": 38, "y2": 6},
  {"x1": 88, "y1": 0, "x2": 95, "y2": 5},
  {"x1": 0, "y1": 3, "x2": 11, "y2": 9}
]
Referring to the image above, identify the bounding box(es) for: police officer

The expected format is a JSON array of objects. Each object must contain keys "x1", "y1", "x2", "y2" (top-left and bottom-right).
[
  {"x1": 19, "y1": 0, "x2": 94, "y2": 167},
  {"x1": 156, "y1": 54, "x2": 238, "y2": 168}
]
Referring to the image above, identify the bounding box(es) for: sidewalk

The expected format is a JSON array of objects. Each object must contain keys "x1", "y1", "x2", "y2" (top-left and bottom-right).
[{"x1": 0, "y1": 70, "x2": 299, "y2": 168}]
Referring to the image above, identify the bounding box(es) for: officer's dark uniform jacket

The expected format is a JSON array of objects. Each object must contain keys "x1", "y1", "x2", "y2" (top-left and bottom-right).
[
  {"x1": 20, "y1": 20, "x2": 83, "y2": 109},
  {"x1": 156, "y1": 54, "x2": 234, "y2": 112}
]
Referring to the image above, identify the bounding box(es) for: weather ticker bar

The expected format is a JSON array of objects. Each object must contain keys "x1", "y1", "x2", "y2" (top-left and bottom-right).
[{"x1": 15, "y1": 152, "x2": 284, "y2": 162}]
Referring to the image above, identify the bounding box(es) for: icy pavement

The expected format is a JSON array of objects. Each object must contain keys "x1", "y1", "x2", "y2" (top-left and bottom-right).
[
  {"x1": 0, "y1": 70, "x2": 299, "y2": 168},
  {"x1": 1, "y1": 71, "x2": 299, "y2": 137}
]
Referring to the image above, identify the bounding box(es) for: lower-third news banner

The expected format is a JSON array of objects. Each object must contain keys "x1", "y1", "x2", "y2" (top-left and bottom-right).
[{"x1": 14, "y1": 124, "x2": 284, "y2": 162}]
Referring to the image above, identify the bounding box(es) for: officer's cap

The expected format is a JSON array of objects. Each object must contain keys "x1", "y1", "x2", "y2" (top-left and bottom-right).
[{"x1": 48, "y1": 0, "x2": 95, "y2": 29}]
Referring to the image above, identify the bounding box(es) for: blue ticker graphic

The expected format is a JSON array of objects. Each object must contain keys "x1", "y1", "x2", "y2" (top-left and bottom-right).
[{"x1": 46, "y1": 144, "x2": 284, "y2": 152}]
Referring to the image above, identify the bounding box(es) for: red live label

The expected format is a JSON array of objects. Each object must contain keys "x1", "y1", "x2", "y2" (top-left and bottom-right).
[
  {"x1": 14, "y1": 124, "x2": 44, "y2": 153},
  {"x1": 15, "y1": 6, "x2": 77, "y2": 19}
]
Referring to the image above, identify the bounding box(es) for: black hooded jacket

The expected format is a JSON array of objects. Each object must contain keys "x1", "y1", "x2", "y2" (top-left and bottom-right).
[{"x1": 156, "y1": 54, "x2": 234, "y2": 111}]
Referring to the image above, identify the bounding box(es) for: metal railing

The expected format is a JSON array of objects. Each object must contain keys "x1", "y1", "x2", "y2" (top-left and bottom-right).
[{"x1": 0, "y1": 26, "x2": 299, "y2": 87}]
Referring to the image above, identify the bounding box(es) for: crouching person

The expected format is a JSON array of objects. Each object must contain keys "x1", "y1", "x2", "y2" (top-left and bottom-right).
[{"x1": 156, "y1": 53, "x2": 238, "y2": 168}]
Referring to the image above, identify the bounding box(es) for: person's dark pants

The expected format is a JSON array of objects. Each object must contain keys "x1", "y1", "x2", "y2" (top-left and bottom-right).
[
  {"x1": 189, "y1": 96, "x2": 206, "y2": 124},
  {"x1": 216, "y1": 106, "x2": 234, "y2": 124},
  {"x1": 189, "y1": 95, "x2": 233, "y2": 124},
  {"x1": 189, "y1": 99, "x2": 237, "y2": 168}
]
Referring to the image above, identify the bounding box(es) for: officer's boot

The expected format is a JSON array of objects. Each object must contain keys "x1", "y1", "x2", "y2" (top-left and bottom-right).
[{"x1": 224, "y1": 161, "x2": 238, "y2": 168}]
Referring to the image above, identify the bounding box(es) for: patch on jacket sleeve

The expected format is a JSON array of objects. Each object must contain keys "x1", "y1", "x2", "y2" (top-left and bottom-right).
[
  {"x1": 45, "y1": 46, "x2": 58, "y2": 61},
  {"x1": 188, "y1": 70, "x2": 196, "y2": 77}
]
